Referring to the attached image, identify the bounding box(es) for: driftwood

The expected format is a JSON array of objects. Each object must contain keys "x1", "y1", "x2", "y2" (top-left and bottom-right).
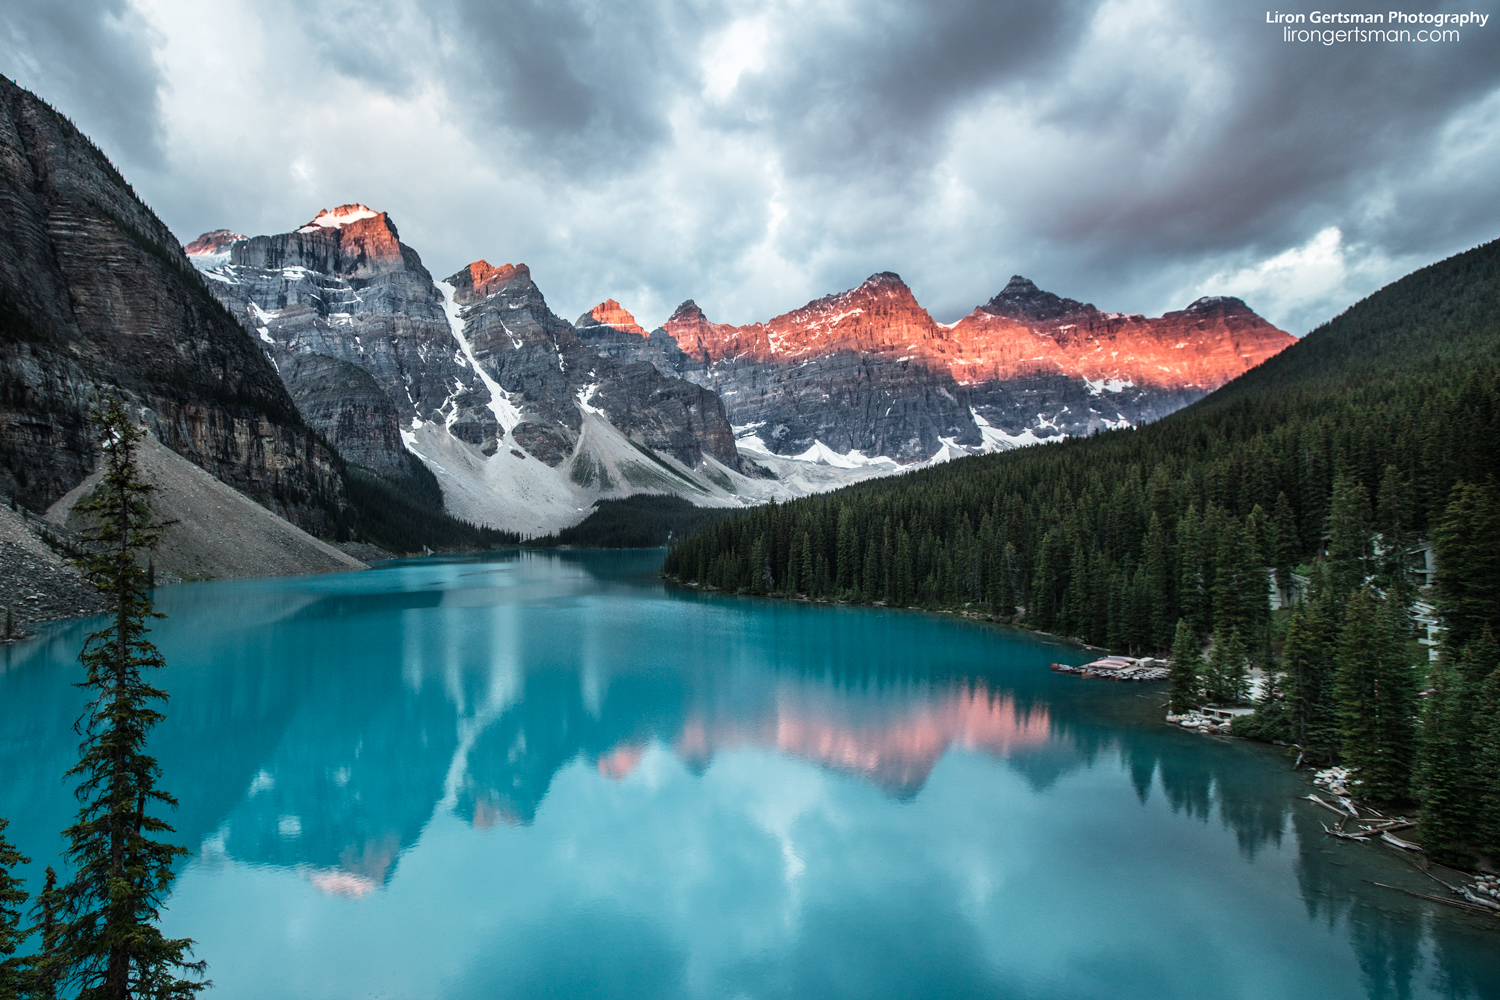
[
  {"x1": 1460, "y1": 888, "x2": 1500, "y2": 912},
  {"x1": 1381, "y1": 831, "x2": 1422, "y2": 851},
  {"x1": 1337, "y1": 796, "x2": 1360, "y2": 818},
  {"x1": 1322, "y1": 823, "x2": 1370, "y2": 841},
  {"x1": 1293, "y1": 751, "x2": 1305, "y2": 771},
  {"x1": 1304, "y1": 794, "x2": 1347, "y2": 816},
  {"x1": 1356, "y1": 819, "x2": 1414, "y2": 835},
  {"x1": 1367, "y1": 882, "x2": 1498, "y2": 916}
]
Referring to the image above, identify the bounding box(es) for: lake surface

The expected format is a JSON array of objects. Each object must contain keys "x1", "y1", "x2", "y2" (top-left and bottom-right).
[{"x1": 2, "y1": 551, "x2": 1496, "y2": 999}]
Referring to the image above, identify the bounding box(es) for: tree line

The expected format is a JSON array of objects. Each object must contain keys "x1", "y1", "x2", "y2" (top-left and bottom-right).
[{"x1": 663, "y1": 238, "x2": 1500, "y2": 862}]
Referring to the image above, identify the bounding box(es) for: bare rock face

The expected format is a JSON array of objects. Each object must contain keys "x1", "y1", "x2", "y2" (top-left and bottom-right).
[
  {"x1": 446, "y1": 262, "x2": 744, "y2": 471},
  {"x1": 190, "y1": 206, "x2": 499, "y2": 475},
  {"x1": 277, "y1": 352, "x2": 407, "y2": 479},
  {"x1": 0, "y1": 75, "x2": 346, "y2": 532},
  {"x1": 660, "y1": 275, "x2": 981, "y2": 462}
]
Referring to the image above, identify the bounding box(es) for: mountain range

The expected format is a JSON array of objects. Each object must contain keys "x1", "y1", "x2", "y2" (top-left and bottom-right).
[
  {"x1": 0, "y1": 71, "x2": 1292, "y2": 551},
  {"x1": 185, "y1": 204, "x2": 1291, "y2": 534}
]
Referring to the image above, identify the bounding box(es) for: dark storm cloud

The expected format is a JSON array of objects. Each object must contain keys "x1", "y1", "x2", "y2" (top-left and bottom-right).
[
  {"x1": 443, "y1": 0, "x2": 719, "y2": 171},
  {"x1": 2, "y1": 0, "x2": 1499, "y2": 334},
  {"x1": 734, "y1": 0, "x2": 1094, "y2": 176},
  {"x1": 0, "y1": 0, "x2": 165, "y2": 168}
]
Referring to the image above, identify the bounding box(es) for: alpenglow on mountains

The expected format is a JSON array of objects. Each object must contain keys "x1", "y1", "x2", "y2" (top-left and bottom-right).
[
  {"x1": 185, "y1": 204, "x2": 1292, "y2": 533},
  {"x1": 586, "y1": 273, "x2": 1293, "y2": 464}
]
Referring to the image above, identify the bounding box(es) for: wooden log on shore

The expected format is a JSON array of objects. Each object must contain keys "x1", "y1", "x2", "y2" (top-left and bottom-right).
[
  {"x1": 1322, "y1": 823, "x2": 1370, "y2": 841},
  {"x1": 1357, "y1": 819, "x2": 1414, "y2": 835},
  {"x1": 1381, "y1": 831, "x2": 1422, "y2": 851},
  {"x1": 1460, "y1": 887, "x2": 1500, "y2": 912},
  {"x1": 1305, "y1": 794, "x2": 1347, "y2": 816},
  {"x1": 1367, "y1": 882, "x2": 1499, "y2": 916}
]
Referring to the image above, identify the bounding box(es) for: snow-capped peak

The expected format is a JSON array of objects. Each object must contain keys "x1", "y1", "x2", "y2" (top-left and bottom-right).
[{"x1": 297, "y1": 204, "x2": 379, "y2": 233}]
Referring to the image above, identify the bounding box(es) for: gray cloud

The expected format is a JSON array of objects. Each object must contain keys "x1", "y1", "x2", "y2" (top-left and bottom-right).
[
  {"x1": 3, "y1": 0, "x2": 1499, "y2": 335},
  {"x1": 0, "y1": 0, "x2": 165, "y2": 168}
]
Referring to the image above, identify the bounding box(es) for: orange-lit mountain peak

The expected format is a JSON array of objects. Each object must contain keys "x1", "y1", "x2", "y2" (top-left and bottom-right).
[
  {"x1": 660, "y1": 272, "x2": 1291, "y2": 393},
  {"x1": 297, "y1": 203, "x2": 382, "y2": 233},
  {"x1": 465, "y1": 260, "x2": 529, "y2": 296},
  {"x1": 184, "y1": 229, "x2": 245, "y2": 256},
  {"x1": 580, "y1": 299, "x2": 647, "y2": 337}
]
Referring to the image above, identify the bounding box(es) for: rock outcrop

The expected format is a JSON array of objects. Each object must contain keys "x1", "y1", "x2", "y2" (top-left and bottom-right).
[{"x1": 0, "y1": 75, "x2": 346, "y2": 534}]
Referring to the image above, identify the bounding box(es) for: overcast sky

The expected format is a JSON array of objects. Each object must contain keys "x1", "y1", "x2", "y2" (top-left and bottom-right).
[{"x1": 4, "y1": 0, "x2": 1499, "y2": 333}]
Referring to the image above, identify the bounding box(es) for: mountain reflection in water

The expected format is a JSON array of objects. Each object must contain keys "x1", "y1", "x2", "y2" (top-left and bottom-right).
[{"x1": 2, "y1": 550, "x2": 1496, "y2": 1000}]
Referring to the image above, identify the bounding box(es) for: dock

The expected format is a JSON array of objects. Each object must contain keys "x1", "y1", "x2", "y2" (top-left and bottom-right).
[{"x1": 1051, "y1": 656, "x2": 1168, "y2": 681}]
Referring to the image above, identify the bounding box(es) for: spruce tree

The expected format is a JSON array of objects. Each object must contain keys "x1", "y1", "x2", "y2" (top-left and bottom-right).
[
  {"x1": 1168, "y1": 619, "x2": 1201, "y2": 713},
  {"x1": 1433, "y1": 481, "x2": 1500, "y2": 654},
  {"x1": 1281, "y1": 596, "x2": 1340, "y2": 755},
  {"x1": 27, "y1": 869, "x2": 64, "y2": 1000},
  {"x1": 1325, "y1": 473, "x2": 1373, "y2": 598},
  {"x1": 0, "y1": 818, "x2": 28, "y2": 998},
  {"x1": 1204, "y1": 629, "x2": 1249, "y2": 705},
  {"x1": 1334, "y1": 587, "x2": 1418, "y2": 804},
  {"x1": 1414, "y1": 653, "x2": 1476, "y2": 864},
  {"x1": 59, "y1": 398, "x2": 206, "y2": 999},
  {"x1": 1475, "y1": 661, "x2": 1500, "y2": 860},
  {"x1": 1270, "y1": 492, "x2": 1299, "y2": 603}
]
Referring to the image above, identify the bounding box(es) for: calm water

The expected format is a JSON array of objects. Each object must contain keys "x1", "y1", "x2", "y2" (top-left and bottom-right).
[{"x1": 1, "y1": 551, "x2": 1496, "y2": 999}]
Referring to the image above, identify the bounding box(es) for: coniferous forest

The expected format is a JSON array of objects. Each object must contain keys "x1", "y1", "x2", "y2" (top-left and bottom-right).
[{"x1": 663, "y1": 238, "x2": 1500, "y2": 862}]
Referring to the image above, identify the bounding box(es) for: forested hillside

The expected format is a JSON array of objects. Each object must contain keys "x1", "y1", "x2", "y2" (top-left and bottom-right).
[
  {"x1": 664, "y1": 238, "x2": 1500, "y2": 861},
  {"x1": 665, "y1": 238, "x2": 1499, "y2": 650}
]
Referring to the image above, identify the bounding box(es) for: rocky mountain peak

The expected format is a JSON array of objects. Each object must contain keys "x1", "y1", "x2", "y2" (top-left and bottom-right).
[
  {"x1": 981, "y1": 275, "x2": 1094, "y2": 323},
  {"x1": 458, "y1": 260, "x2": 532, "y2": 300},
  {"x1": 669, "y1": 300, "x2": 707, "y2": 323},
  {"x1": 1181, "y1": 295, "x2": 1251, "y2": 315},
  {"x1": 297, "y1": 203, "x2": 380, "y2": 233},
  {"x1": 185, "y1": 229, "x2": 245, "y2": 257},
  {"x1": 578, "y1": 299, "x2": 646, "y2": 336}
]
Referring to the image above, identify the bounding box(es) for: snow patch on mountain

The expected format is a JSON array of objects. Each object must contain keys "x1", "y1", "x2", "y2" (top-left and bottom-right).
[
  {"x1": 298, "y1": 204, "x2": 379, "y2": 232},
  {"x1": 437, "y1": 280, "x2": 520, "y2": 435}
]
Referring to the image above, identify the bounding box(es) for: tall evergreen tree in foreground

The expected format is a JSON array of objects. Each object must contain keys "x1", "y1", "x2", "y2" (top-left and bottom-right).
[
  {"x1": 0, "y1": 818, "x2": 28, "y2": 998},
  {"x1": 59, "y1": 398, "x2": 206, "y2": 999}
]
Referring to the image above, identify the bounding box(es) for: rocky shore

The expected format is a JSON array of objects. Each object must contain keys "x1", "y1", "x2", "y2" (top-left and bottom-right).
[{"x1": 0, "y1": 501, "x2": 105, "y2": 640}]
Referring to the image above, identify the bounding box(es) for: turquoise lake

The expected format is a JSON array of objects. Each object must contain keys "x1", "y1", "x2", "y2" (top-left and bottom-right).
[{"x1": 2, "y1": 550, "x2": 1497, "y2": 999}]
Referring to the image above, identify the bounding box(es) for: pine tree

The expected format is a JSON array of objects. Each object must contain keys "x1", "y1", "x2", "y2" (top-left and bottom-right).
[
  {"x1": 1168, "y1": 619, "x2": 1201, "y2": 713},
  {"x1": 59, "y1": 398, "x2": 207, "y2": 999},
  {"x1": 1334, "y1": 587, "x2": 1418, "y2": 804},
  {"x1": 1433, "y1": 481, "x2": 1500, "y2": 653},
  {"x1": 0, "y1": 818, "x2": 29, "y2": 998},
  {"x1": 1281, "y1": 596, "x2": 1340, "y2": 755},
  {"x1": 1325, "y1": 472, "x2": 1373, "y2": 598},
  {"x1": 27, "y1": 868, "x2": 64, "y2": 1000},
  {"x1": 1204, "y1": 628, "x2": 1249, "y2": 705},
  {"x1": 1474, "y1": 661, "x2": 1500, "y2": 859},
  {"x1": 1270, "y1": 491, "x2": 1298, "y2": 605},
  {"x1": 1415, "y1": 653, "x2": 1476, "y2": 865}
]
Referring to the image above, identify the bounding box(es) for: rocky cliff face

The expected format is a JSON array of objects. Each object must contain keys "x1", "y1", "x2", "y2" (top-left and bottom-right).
[
  {"x1": 187, "y1": 207, "x2": 764, "y2": 534},
  {"x1": 445, "y1": 262, "x2": 744, "y2": 472},
  {"x1": 192, "y1": 205, "x2": 499, "y2": 472},
  {"x1": 0, "y1": 75, "x2": 346, "y2": 533},
  {"x1": 611, "y1": 272, "x2": 1295, "y2": 462}
]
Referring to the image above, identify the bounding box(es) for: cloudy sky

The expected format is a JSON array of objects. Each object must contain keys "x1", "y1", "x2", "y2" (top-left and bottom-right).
[{"x1": 4, "y1": 0, "x2": 1499, "y2": 334}]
